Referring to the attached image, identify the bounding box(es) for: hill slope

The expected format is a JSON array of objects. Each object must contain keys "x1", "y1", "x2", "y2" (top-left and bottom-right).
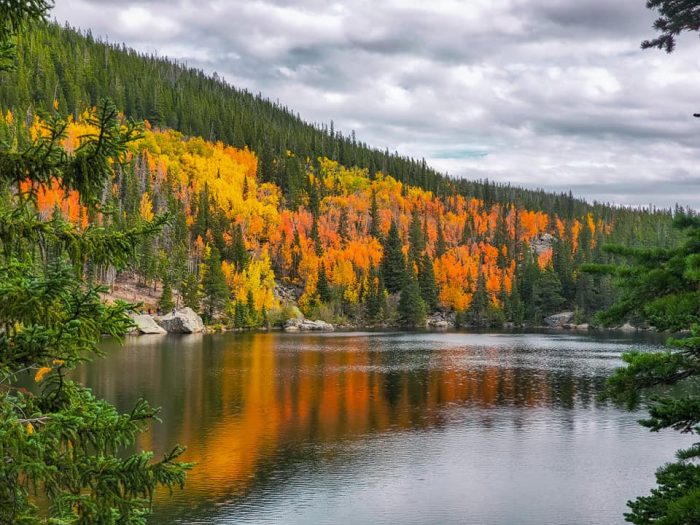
[{"x1": 0, "y1": 23, "x2": 686, "y2": 327}]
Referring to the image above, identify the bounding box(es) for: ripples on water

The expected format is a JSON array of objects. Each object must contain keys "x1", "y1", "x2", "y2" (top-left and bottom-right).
[{"x1": 75, "y1": 330, "x2": 689, "y2": 525}]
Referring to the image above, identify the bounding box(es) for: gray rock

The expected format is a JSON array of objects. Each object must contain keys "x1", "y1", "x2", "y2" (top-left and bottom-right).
[
  {"x1": 427, "y1": 312, "x2": 456, "y2": 329},
  {"x1": 543, "y1": 311, "x2": 575, "y2": 328},
  {"x1": 131, "y1": 314, "x2": 167, "y2": 335},
  {"x1": 576, "y1": 323, "x2": 590, "y2": 331},
  {"x1": 156, "y1": 307, "x2": 204, "y2": 334},
  {"x1": 284, "y1": 318, "x2": 334, "y2": 332},
  {"x1": 531, "y1": 233, "x2": 556, "y2": 255},
  {"x1": 618, "y1": 322, "x2": 636, "y2": 333}
]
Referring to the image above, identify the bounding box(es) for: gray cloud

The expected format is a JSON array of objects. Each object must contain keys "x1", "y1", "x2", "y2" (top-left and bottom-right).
[{"x1": 52, "y1": 0, "x2": 700, "y2": 208}]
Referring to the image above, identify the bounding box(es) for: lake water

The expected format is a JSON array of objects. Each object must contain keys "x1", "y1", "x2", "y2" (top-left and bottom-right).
[{"x1": 77, "y1": 330, "x2": 690, "y2": 524}]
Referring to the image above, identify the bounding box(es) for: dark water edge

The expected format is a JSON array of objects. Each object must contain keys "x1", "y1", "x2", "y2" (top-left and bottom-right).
[{"x1": 74, "y1": 330, "x2": 688, "y2": 524}]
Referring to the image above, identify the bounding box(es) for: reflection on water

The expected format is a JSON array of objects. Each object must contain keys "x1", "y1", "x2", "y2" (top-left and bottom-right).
[{"x1": 76, "y1": 331, "x2": 688, "y2": 524}]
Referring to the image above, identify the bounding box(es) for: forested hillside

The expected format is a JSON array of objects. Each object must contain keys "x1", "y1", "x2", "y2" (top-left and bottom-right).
[{"x1": 0, "y1": 22, "x2": 687, "y2": 328}]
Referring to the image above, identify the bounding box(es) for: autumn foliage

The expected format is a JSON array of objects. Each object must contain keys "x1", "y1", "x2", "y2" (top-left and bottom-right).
[{"x1": 0, "y1": 108, "x2": 643, "y2": 326}]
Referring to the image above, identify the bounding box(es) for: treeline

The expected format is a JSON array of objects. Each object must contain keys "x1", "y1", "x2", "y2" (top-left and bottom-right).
[
  {"x1": 0, "y1": 21, "x2": 687, "y2": 225},
  {"x1": 0, "y1": 22, "x2": 688, "y2": 329},
  {"x1": 0, "y1": 110, "x2": 685, "y2": 328}
]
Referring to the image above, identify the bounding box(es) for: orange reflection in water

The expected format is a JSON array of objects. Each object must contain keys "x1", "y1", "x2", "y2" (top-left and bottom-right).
[{"x1": 80, "y1": 333, "x2": 588, "y2": 508}]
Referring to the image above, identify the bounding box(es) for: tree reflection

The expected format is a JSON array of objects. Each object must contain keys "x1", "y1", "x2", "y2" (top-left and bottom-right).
[{"x1": 78, "y1": 332, "x2": 611, "y2": 517}]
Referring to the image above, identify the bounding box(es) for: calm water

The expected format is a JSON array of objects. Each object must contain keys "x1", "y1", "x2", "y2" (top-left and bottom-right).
[{"x1": 76, "y1": 331, "x2": 690, "y2": 524}]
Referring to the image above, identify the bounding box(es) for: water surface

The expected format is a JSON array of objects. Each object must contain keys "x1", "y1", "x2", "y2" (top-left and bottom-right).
[{"x1": 77, "y1": 331, "x2": 689, "y2": 524}]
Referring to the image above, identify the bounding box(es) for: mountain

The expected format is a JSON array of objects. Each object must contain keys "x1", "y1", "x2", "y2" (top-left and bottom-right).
[{"x1": 0, "y1": 22, "x2": 686, "y2": 327}]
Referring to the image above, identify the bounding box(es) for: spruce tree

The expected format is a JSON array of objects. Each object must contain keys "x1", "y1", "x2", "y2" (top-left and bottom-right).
[
  {"x1": 181, "y1": 271, "x2": 201, "y2": 311},
  {"x1": 231, "y1": 223, "x2": 249, "y2": 272},
  {"x1": 505, "y1": 277, "x2": 525, "y2": 326},
  {"x1": 409, "y1": 208, "x2": 425, "y2": 259},
  {"x1": 233, "y1": 300, "x2": 246, "y2": 328},
  {"x1": 585, "y1": 214, "x2": 700, "y2": 524},
  {"x1": 317, "y1": 262, "x2": 332, "y2": 303},
  {"x1": 435, "y1": 215, "x2": 447, "y2": 258},
  {"x1": 397, "y1": 271, "x2": 427, "y2": 327},
  {"x1": 467, "y1": 271, "x2": 490, "y2": 327},
  {"x1": 532, "y1": 267, "x2": 566, "y2": 321},
  {"x1": 0, "y1": 6, "x2": 190, "y2": 519},
  {"x1": 381, "y1": 219, "x2": 406, "y2": 294},
  {"x1": 245, "y1": 288, "x2": 258, "y2": 327},
  {"x1": 338, "y1": 206, "x2": 349, "y2": 245},
  {"x1": 202, "y1": 246, "x2": 228, "y2": 321},
  {"x1": 369, "y1": 190, "x2": 381, "y2": 239},
  {"x1": 159, "y1": 275, "x2": 175, "y2": 312},
  {"x1": 364, "y1": 264, "x2": 386, "y2": 322},
  {"x1": 417, "y1": 253, "x2": 439, "y2": 312}
]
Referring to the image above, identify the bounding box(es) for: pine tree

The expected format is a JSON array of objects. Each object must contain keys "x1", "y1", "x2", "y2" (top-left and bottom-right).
[
  {"x1": 397, "y1": 270, "x2": 427, "y2": 327},
  {"x1": 159, "y1": 276, "x2": 175, "y2": 312},
  {"x1": 435, "y1": 215, "x2": 447, "y2": 258},
  {"x1": 181, "y1": 271, "x2": 201, "y2": 311},
  {"x1": 245, "y1": 288, "x2": 258, "y2": 327},
  {"x1": 0, "y1": 6, "x2": 190, "y2": 518},
  {"x1": 409, "y1": 208, "x2": 425, "y2": 260},
  {"x1": 202, "y1": 246, "x2": 228, "y2": 321},
  {"x1": 291, "y1": 228, "x2": 302, "y2": 280},
  {"x1": 369, "y1": 190, "x2": 381, "y2": 239},
  {"x1": 532, "y1": 267, "x2": 565, "y2": 321},
  {"x1": 233, "y1": 300, "x2": 246, "y2": 328},
  {"x1": 317, "y1": 262, "x2": 332, "y2": 303},
  {"x1": 505, "y1": 278, "x2": 525, "y2": 326},
  {"x1": 467, "y1": 271, "x2": 490, "y2": 327},
  {"x1": 585, "y1": 214, "x2": 700, "y2": 523},
  {"x1": 417, "y1": 253, "x2": 439, "y2": 311},
  {"x1": 231, "y1": 223, "x2": 249, "y2": 272},
  {"x1": 364, "y1": 264, "x2": 386, "y2": 322},
  {"x1": 311, "y1": 215, "x2": 322, "y2": 255},
  {"x1": 338, "y1": 206, "x2": 349, "y2": 245},
  {"x1": 532, "y1": 267, "x2": 565, "y2": 322},
  {"x1": 193, "y1": 182, "x2": 210, "y2": 240},
  {"x1": 381, "y1": 219, "x2": 406, "y2": 294}
]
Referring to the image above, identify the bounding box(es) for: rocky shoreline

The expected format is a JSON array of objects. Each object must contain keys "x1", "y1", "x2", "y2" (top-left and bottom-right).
[
  {"x1": 130, "y1": 307, "x2": 205, "y2": 335},
  {"x1": 129, "y1": 307, "x2": 651, "y2": 336}
]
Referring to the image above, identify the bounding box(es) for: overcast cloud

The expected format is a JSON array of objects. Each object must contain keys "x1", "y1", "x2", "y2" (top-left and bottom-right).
[{"x1": 52, "y1": 0, "x2": 700, "y2": 208}]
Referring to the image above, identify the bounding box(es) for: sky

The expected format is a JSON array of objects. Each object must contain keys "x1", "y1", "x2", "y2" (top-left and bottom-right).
[{"x1": 52, "y1": 0, "x2": 700, "y2": 208}]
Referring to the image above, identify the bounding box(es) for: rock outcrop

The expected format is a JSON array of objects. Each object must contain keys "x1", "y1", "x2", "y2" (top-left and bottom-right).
[
  {"x1": 156, "y1": 307, "x2": 204, "y2": 334},
  {"x1": 531, "y1": 233, "x2": 556, "y2": 255},
  {"x1": 543, "y1": 311, "x2": 575, "y2": 328},
  {"x1": 131, "y1": 314, "x2": 167, "y2": 334},
  {"x1": 427, "y1": 311, "x2": 456, "y2": 329},
  {"x1": 618, "y1": 322, "x2": 637, "y2": 333},
  {"x1": 274, "y1": 283, "x2": 303, "y2": 303},
  {"x1": 284, "y1": 318, "x2": 335, "y2": 332}
]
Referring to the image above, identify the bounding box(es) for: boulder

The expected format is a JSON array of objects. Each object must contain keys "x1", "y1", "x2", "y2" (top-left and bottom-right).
[
  {"x1": 543, "y1": 311, "x2": 575, "y2": 328},
  {"x1": 618, "y1": 322, "x2": 636, "y2": 333},
  {"x1": 156, "y1": 307, "x2": 204, "y2": 334},
  {"x1": 427, "y1": 311, "x2": 456, "y2": 329},
  {"x1": 575, "y1": 323, "x2": 590, "y2": 331},
  {"x1": 284, "y1": 318, "x2": 334, "y2": 332},
  {"x1": 131, "y1": 314, "x2": 167, "y2": 335}
]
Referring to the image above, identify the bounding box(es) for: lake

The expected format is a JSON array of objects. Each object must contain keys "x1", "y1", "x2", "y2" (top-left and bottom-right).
[{"x1": 76, "y1": 330, "x2": 689, "y2": 524}]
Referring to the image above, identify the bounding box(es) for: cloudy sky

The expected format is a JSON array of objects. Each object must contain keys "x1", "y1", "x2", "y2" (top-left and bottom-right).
[{"x1": 52, "y1": 0, "x2": 700, "y2": 208}]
